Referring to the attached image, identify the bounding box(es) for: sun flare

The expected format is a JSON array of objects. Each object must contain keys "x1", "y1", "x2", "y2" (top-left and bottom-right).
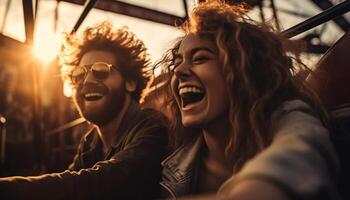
[
  {"x1": 63, "y1": 82, "x2": 74, "y2": 98},
  {"x1": 32, "y1": 33, "x2": 61, "y2": 64}
]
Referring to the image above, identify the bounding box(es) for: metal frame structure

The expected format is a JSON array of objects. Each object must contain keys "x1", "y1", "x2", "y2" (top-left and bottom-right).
[
  {"x1": 283, "y1": 0, "x2": 350, "y2": 38},
  {"x1": 3, "y1": 0, "x2": 350, "y2": 43},
  {"x1": 64, "y1": 0, "x2": 350, "y2": 53},
  {"x1": 64, "y1": 0, "x2": 186, "y2": 31},
  {"x1": 22, "y1": 0, "x2": 35, "y2": 44},
  {"x1": 312, "y1": 0, "x2": 350, "y2": 32}
]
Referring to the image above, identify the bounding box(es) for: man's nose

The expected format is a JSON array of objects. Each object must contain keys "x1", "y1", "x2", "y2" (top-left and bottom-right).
[{"x1": 83, "y1": 70, "x2": 97, "y2": 84}]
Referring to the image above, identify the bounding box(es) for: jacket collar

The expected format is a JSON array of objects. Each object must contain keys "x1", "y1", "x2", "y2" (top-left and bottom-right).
[
  {"x1": 81, "y1": 101, "x2": 141, "y2": 164},
  {"x1": 160, "y1": 136, "x2": 203, "y2": 197},
  {"x1": 110, "y1": 100, "x2": 140, "y2": 148},
  {"x1": 83, "y1": 101, "x2": 140, "y2": 148}
]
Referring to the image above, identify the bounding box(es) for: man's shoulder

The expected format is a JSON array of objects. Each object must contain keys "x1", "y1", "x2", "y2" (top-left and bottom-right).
[
  {"x1": 123, "y1": 107, "x2": 169, "y2": 141},
  {"x1": 118, "y1": 107, "x2": 169, "y2": 154},
  {"x1": 136, "y1": 108, "x2": 169, "y2": 127}
]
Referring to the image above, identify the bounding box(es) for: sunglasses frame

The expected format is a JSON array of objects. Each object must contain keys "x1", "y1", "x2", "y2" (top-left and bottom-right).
[{"x1": 69, "y1": 62, "x2": 119, "y2": 85}]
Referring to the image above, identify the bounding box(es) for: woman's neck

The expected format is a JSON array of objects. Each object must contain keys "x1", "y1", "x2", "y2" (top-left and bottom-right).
[
  {"x1": 196, "y1": 117, "x2": 232, "y2": 193},
  {"x1": 202, "y1": 117, "x2": 232, "y2": 175}
]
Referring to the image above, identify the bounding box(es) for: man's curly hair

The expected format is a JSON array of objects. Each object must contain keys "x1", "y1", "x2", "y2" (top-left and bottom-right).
[{"x1": 59, "y1": 21, "x2": 152, "y2": 102}]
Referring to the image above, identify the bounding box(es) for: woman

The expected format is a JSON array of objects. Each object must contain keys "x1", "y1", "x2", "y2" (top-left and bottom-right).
[{"x1": 158, "y1": 1, "x2": 339, "y2": 200}]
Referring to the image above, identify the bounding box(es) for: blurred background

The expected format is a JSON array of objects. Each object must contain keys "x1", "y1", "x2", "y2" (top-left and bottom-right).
[{"x1": 0, "y1": 0, "x2": 349, "y2": 176}]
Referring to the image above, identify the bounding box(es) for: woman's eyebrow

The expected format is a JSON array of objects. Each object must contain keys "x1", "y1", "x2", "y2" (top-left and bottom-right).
[
  {"x1": 190, "y1": 47, "x2": 216, "y2": 55},
  {"x1": 175, "y1": 46, "x2": 216, "y2": 60}
]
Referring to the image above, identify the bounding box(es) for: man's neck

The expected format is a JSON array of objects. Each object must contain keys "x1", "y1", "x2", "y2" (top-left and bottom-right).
[{"x1": 95, "y1": 95, "x2": 132, "y2": 153}]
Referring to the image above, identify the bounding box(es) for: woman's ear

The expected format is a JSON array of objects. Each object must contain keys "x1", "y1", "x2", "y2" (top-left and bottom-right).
[{"x1": 125, "y1": 80, "x2": 137, "y2": 92}]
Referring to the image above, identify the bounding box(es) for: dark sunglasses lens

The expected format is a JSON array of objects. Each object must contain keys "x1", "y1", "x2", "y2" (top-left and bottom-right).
[
  {"x1": 71, "y1": 67, "x2": 86, "y2": 84},
  {"x1": 92, "y1": 63, "x2": 110, "y2": 80}
]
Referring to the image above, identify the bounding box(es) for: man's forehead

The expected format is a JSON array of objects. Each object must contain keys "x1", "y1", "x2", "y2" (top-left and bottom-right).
[{"x1": 80, "y1": 50, "x2": 117, "y2": 66}]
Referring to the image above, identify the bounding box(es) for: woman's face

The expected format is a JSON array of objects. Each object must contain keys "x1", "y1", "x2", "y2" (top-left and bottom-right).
[{"x1": 171, "y1": 34, "x2": 229, "y2": 128}]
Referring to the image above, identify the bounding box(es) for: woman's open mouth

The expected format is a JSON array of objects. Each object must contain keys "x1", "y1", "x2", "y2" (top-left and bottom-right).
[{"x1": 179, "y1": 86, "x2": 205, "y2": 108}]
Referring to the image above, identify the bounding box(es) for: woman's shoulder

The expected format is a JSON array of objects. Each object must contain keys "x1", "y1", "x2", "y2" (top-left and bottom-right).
[
  {"x1": 270, "y1": 99, "x2": 321, "y2": 132},
  {"x1": 272, "y1": 99, "x2": 315, "y2": 117}
]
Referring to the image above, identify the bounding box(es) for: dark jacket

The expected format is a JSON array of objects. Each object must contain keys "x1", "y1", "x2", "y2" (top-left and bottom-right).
[{"x1": 0, "y1": 102, "x2": 168, "y2": 200}]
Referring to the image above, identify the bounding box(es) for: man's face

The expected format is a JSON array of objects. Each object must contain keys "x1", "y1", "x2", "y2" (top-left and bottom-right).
[
  {"x1": 171, "y1": 34, "x2": 229, "y2": 128},
  {"x1": 73, "y1": 50, "x2": 129, "y2": 125}
]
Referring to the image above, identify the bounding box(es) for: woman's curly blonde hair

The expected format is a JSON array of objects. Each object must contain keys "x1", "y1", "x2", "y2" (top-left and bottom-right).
[{"x1": 59, "y1": 21, "x2": 152, "y2": 102}]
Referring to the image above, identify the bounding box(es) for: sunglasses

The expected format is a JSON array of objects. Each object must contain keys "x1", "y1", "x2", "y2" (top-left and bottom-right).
[{"x1": 70, "y1": 62, "x2": 119, "y2": 85}]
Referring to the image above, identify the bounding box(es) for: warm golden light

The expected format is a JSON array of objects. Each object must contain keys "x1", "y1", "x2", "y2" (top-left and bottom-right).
[
  {"x1": 32, "y1": 33, "x2": 61, "y2": 64},
  {"x1": 63, "y1": 82, "x2": 74, "y2": 98}
]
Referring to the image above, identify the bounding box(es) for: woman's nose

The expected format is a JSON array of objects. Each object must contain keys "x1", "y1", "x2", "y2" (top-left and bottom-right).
[{"x1": 174, "y1": 62, "x2": 191, "y2": 79}]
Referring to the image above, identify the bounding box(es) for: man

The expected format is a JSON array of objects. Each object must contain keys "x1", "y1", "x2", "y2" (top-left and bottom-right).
[{"x1": 0, "y1": 22, "x2": 168, "y2": 200}]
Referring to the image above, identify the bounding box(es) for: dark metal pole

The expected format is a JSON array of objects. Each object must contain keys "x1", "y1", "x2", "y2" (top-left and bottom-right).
[
  {"x1": 54, "y1": 1, "x2": 60, "y2": 32},
  {"x1": 258, "y1": 1, "x2": 266, "y2": 23},
  {"x1": 183, "y1": 0, "x2": 189, "y2": 19},
  {"x1": 1, "y1": 0, "x2": 11, "y2": 32},
  {"x1": 34, "y1": 0, "x2": 38, "y2": 18},
  {"x1": 270, "y1": 0, "x2": 281, "y2": 31},
  {"x1": 46, "y1": 117, "x2": 86, "y2": 136},
  {"x1": 23, "y1": 0, "x2": 45, "y2": 169},
  {"x1": 62, "y1": 0, "x2": 184, "y2": 27},
  {"x1": 71, "y1": 0, "x2": 98, "y2": 34},
  {"x1": 311, "y1": 0, "x2": 350, "y2": 32},
  {"x1": 22, "y1": 0, "x2": 35, "y2": 44},
  {"x1": 282, "y1": 0, "x2": 350, "y2": 38}
]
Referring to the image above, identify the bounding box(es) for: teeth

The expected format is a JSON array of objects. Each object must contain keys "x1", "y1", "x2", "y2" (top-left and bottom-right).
[
  {"x1": 84, "y1": 93, "x2": 103, "y2": 98},
  {"x1": 179, "y1": 87, "x2": 204, "y2": 95}
]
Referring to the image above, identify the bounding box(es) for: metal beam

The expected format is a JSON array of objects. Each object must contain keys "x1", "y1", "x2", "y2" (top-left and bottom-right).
[
  {"x1": 311, "y1": 0, "x2": 350, "y2": 32},
  {"x1": 62, "y1": 0, "x2": 185, "y2": 27},
  {"x1": 71, "y1": 0, "x2": 98, "y2": 33},
  {"x1": 183, "y1": 0, "x2": 189, "y2": 19},
  {"x1": 47, "y1": 117, "x2": 86, "y2": 136},
  {"x1": 270, "y1": 0, "x2": 281, "y2": 31},
  {"x1": 0, "y1": 0, "x2": 12, "y2": 32},
  {"x1": 282, "y1": 0, "x2": 350, "y2": 38},
  {"x1": 22, "y1": 0, "x2": 35, "y2": 44},
  {"x1": 306, "y1": 42, "x2": 330, "y2": 54}
]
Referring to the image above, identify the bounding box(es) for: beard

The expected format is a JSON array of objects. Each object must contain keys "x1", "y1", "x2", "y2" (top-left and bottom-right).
[{"x1": 74, "y1": 82, "x2": 127, "y2": 126}]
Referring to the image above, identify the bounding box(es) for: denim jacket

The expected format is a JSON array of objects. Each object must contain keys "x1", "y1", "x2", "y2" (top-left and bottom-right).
[
  {"x1": 160, "y1": 100, "x2": 339, "y2": 199},
  {"x1": 160, "y1": 136, "x2": 203, "y2": 197}
]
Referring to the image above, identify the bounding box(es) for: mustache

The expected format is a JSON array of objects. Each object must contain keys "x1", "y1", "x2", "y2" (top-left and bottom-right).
[{"x1": 79, "y1": 82, "x2": 108, "y2": 95}]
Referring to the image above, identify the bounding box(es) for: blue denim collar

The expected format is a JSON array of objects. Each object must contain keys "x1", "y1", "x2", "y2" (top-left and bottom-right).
[{"x1": 160, "y1": 136, "x2": 203, "y2": 197}]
